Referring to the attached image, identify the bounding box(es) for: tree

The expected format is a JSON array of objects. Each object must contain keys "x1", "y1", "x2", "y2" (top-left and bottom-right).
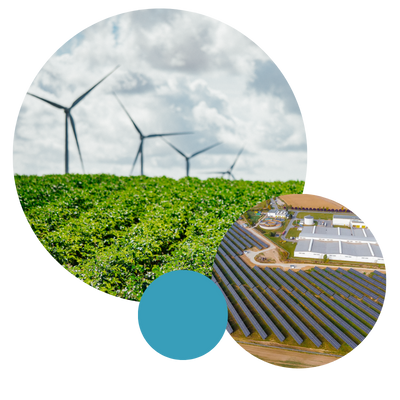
[{"x1": 323, "y1": 254, "x2": 328, "y2": 263}]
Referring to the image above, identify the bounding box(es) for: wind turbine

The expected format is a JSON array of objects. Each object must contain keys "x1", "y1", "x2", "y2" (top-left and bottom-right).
[
  {"x1": 210, "y1": 145, "x2": 245, "y2": 180},
  {"x1": 28, "y1": 65, "x2": 119, "y2": 174},
  {"x1": 163, "y1": 138, "x2": 222, "y2": 177},
  {"x1": 113, "y1": 92, "x2": 196, "y2": 176}
]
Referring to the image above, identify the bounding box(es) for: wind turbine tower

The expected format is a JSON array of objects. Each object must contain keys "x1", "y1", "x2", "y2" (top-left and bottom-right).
[
  {"x1": 163, "y1": 138, "x2": 221, "y2": 177},
  {"x1": 113, "y1": 93, "x2": 196, "y2": 176},
  {"x1": 28, "y1": 66, "x2": 120, "y2": 174}
]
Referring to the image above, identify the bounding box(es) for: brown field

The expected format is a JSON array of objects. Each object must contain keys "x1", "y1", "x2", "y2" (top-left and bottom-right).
[
  {"x1": 238, "y1": 342, "x2": 339, "y2": 368},
  {"x1": 279, "y1": 194, "x2": 346, "y2": 210}
]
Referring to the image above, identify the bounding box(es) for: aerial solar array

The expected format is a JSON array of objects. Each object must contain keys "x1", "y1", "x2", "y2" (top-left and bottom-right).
[{"x1": 212, "y1": 222, "x2": 386, "y2": 353}]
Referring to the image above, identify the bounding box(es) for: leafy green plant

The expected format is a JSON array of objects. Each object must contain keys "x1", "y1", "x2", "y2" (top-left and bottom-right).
[{"x1": 15, "y1": 174, "x2": 304, "y2": 301}]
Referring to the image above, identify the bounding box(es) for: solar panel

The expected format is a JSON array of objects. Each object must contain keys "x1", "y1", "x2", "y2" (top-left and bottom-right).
[
  {"x1": 298, "y1": 270, "x2": 334, "y2": 296},
  {"x1": 226, "y1": 321, "x2": 234, "y2": 334},
  {"x1": 233, "y1": 258, "x2": 267, "y2": 289},
  {"x1": 291, "y1": 291, "x2": 357, "y2": 349},
  {"x1": 370, "y1": 274, "x2": 386, "y2": 285},
  {"x1": 228, "y1": 227, "x2": 253, "y2": 249},
  {"x1": 245, "y1": 287, "x2": 286, "y2": 342},
  {"x1": 230, "y1": 225, "x2": 261, "y2": 249},
  {"x1": 347, "y1": 268, "x2": 386, "y2": 290},
  {"x1": 318, "y1": 269, "x2": 363, "y2": 297},
  {"x1": 225, "y1": 232, "x2": 246, "y2": 251},
  {"x1": 238, "y1": 285, "x2": 279, "y2": 339},
  {"x1": 215, "y1": 254, "x2": 241, "y2": 286},
  {"x1": 253, "y1": 266, "x2": 280, "y2": 291},
  {"x1": 222, "y1": 237, "x2": 243, "y2": 256},
  {"x1": 219, "y1": 241, "x2": 237, "y2": 259},
  {"x1": 287, "y1": 269, "x2": 321, "y2": 295},
  {"x1": 305, "y1": 292, "x2": 365, "y2": 343},
  {"x1": 263, "y1": 268, "x2": 293, "y2": 292},
  {"x1": 333, "y1": 294, "x2": 376, "y2": 326},
  {"x1": 347, "y1": 296, "x2": 380, "y2": 319},
  {"x1": 211, "y1": 275, "x2": 250, "y2": 337},
  {"x1": 234, "y1": 222, "x2": 267, "y2": 248},
  {"x1": 250, "y1": 286, "x2": 295, "y2": 343},
  {"x1": 337, "y1": 269, "x2": 385, "y2": 297},
  {"x1": 376, "y1": 297, "x2": 384, "y2": 306},
  {"x1": 275, "y1": 269, "x2": 306, "y2": 293},
  {"x1": 279, "y1": 289, "x2": 340, "y2": 349},
  {"x1": 330, "y1": 269, "x2": 380, "y2": 299},
  {"x1": 373, "y1": 270, "x2": 386, "y2": 278},
  {"x1": 320, "y1": 293, "x2": 371, "y2": 334},
  {"x1": 226, "y1": 284, "x2": 268, "y2": 339},
  {"x1": 361, "y1": 297, "x2": 383, "y2": 312},
  {"x1": 213, "y1": 261, "x2": 230, "y2": 286},
  {"x1": 310, "y1": 270, "x2": 347, "y2": 297},
  {"x1": 219, "y1": 252, "x2": 255, "y2": 288}
]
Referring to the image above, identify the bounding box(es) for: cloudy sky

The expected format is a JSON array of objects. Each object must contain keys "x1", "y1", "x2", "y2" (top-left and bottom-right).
[{"x1": 13, "y1": 9, "x2": 307, "y2": 181}]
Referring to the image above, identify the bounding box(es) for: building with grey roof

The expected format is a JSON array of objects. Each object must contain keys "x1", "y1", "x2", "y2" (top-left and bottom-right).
[{"x1": 294, "y1": 223, "x2": 384, "y2": 263}]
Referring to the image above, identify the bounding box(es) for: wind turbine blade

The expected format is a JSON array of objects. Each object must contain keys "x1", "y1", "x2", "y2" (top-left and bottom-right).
[
  {"x1": 190, "y1": 142, "x2": 222, "y2": 158},
  {"x1": 130, "y1": 142, "x2": 142, "y2": 175},
  {"x1": 69, "y1": 113, "x2": 85, "y2": 173},
  {"x1": 113, "y1": 92, "x2": 143, "y2": 137},
  {"x1": 71, "y1": 65, "x2": 120, "y2": 108},
  {"x1": 229, "y1": 145, "x2": 245, "y2": 171},
  {"x1": 162, "y1": 137, "x2": 187, "y2": 158},
  {"x1": 230, "y1": 172, "x2": 236, "y2": 180},
  {"x1": 146, "y1": 131, "x2": 196, "y2": 138},
  {"x1": 27, "y1": 93, "x2": 66, "y2": 109}
]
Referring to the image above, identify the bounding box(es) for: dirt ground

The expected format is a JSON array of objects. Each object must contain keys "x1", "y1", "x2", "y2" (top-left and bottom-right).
[
  {"x1": 238, "y1": 342, "x2": 339, "y2": 368},
  {"x1": 279, "y1": 194, "x2": 346, "y2": 210}
]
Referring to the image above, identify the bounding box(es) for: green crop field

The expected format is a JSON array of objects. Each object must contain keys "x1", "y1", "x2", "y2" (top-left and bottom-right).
[{"x1": 15, "y1": 174, "x2": 304, "y2": 301}]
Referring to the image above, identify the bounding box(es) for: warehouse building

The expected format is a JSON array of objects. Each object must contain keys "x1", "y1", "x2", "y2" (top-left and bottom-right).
[
  {"x1": 267, "y1": 209, "x2": 289, "y2": 219},
  {"x1": 294, "y1": 225, "x2": 384, "y2": 263},
  {"x1": 332, "y1": 215, "x2": 366, "y2": 228}
]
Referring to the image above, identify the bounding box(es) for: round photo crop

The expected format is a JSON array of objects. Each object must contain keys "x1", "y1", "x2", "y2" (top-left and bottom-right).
[{"x1": 212, "y1": 194, "x2": 386, "y2": 368}]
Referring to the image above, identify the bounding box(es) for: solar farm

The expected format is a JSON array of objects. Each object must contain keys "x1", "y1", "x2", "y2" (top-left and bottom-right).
[{"x1": 212, "y1": 222, "x2": 386, "y2": 364}]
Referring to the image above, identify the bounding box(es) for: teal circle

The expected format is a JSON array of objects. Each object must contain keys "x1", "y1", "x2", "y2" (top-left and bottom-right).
[{"x1": 138, "y1": 270, "x2": 228, "y2": 360}]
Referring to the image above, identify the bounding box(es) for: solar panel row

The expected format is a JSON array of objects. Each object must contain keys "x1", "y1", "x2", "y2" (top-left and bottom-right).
[
  {"x1": 333, "y1": 294, "x2": 376, "y2": 326},
  {"x1": 222, "y1": 237, "x2": 243, "y2": 256},
  {"x1": 287, "y1": 269, "x2": 321, "y2": 295},
  {"x1": 216, "y1": 254, "x2": 241, "y2": 286},
  {"x1": 219, "y1": 241, "x2": 237, "y2": 259},
  {"x1": 226, "y1": 321, "x2": 234, "y2": 334},
  {"x1": 320, "y1": 293, "x2": 371, "y2": 335},
  {"x1": 230, "y1": 225, "x2": 261, "y2": 249},
  {"x1": 310, "y1": 270, "x2": 348, "y2": 297},
  {"x1": 338, "y1": 269, "x2": 385, "y2": 297},
  {"x1": 219, "y1": 251, "x2": 255, "y2": 288},
  {"x1": 213, "y1": 261, "x2": 230, "y2": 286},
  {"x1": 370, "y1": 274, "x2": 386, "y2": 285},
  {"x1": 373, "y1": 270, "x2": 386, "y2": 278},
  {"x1": 279, "y1": 289, "x2": 340, "y2": 349},
  {"x1": 211, "y1": 274, "x2": 250, "y2": 337},
  {"x1": 253, "y1": 266, "x2": 280, "y2": 291},
  {"x1": 275, "y1": 268, "x2": 306, "y2": 293},
  {"x1": 318, "y1": 268, "x2": 363, "y2": 298},
  {"x1": 347, "y1": 296, "x2": 380, "y2": 319},
  {"x1": 225, "y1": 232, "x2": 246, "y2": 251},
  {"x1": 264, "y1": 268, "x2": 293, "y2": 292},
  {"x1": 228, "y1": 227, "x2": 253, "y2": 249},
  {"x1": 233, "y1": 259, "x2": 267, "y2": 289},
  {"x1": 226, "y1": 284, "x2": 268, "y2": 339},
  {"x1": 252, "y1": 286, "x2": 303, "y2": 344},
  {"x1": 234, "y1": 222, "x2": 267, "y2": 248},
  {"x1": 305, "y1": 292, "x2": 365, "y2": 343},
  {"x1": 346, "y1": 268, "x2": 386, "y2": 290},
  {"x1": 298, "y1": 270, "x2": 334, "y2": 296},
  {"x1": 331, "y1": 269, "x2": 380, "y2": 299},
  {"x1": 249, "y1": 287, "x2": 286, "y2": 341},
  {"x1": 291, "y1": 291, "x2": 357, "y2": 349},
  {"x1": 239, "y1": 285, "x2": 280, "y2": 339},
  {"x1": 362, "y1": 297, "x2": 383, "y2": 312}
]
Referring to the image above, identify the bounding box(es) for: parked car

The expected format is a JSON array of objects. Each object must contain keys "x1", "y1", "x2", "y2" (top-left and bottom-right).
[{"x1": 290, "y1": 265, "x2": 296, "y2": 269}]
